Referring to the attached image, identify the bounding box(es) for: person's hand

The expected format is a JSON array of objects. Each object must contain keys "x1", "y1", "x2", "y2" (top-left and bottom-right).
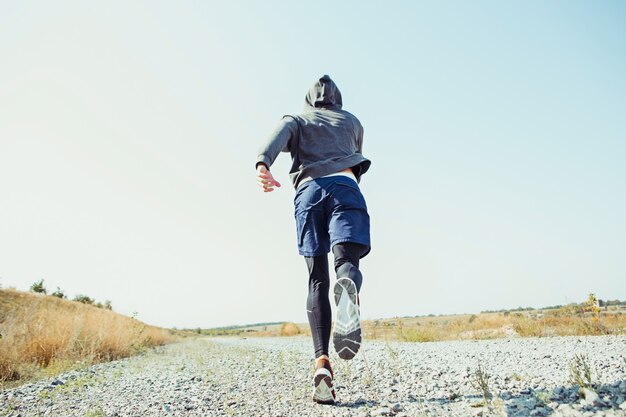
[{"x1": 256, "y1": 164, "x2": 281, "y2": 192}]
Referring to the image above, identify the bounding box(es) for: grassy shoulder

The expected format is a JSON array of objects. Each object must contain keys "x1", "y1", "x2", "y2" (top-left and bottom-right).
[
  {"x1": 362, "y1": 306, "x2": 626, "y2": 342},
  {"x1": 196, "y1": 295, "x2": 626, "y2": 342},
  {"x1": 0, "y1": 288, "x2": 178, "y2": 388}
]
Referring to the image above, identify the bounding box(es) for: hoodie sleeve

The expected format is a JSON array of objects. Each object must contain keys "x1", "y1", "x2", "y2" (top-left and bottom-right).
[{"x1": 256, "y1": 116, "x2": 299, "y2": 169}]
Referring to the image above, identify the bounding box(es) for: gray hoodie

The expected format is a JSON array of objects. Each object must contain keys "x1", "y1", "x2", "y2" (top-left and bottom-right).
[{"x1": 256, "y1": 75, "x2": 371, "y2": 188}]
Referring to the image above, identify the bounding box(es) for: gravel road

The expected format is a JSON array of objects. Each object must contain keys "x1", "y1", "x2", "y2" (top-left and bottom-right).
[{"x1": 2, "y1": 335, "x2": 625, "y2": 417}]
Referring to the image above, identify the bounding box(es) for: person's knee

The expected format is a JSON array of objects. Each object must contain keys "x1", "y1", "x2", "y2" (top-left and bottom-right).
[
  {"x1": 332, "y1": 242, "x2": 366, "y2": 269},
  {"x1": 306, "y1": 255, "x2": 329, "y2": 287},
  {"x1": 333, "y1": 243, "x2": 365, "y2": 291}
]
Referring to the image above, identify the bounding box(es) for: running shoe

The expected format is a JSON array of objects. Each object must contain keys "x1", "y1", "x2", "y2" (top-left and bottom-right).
[
  {"x1": 312, "y1": 357, "x2": 335, "y2": 404},
  {"x1": 332, "y1": 277, "x2": 361, "y2": 360}
]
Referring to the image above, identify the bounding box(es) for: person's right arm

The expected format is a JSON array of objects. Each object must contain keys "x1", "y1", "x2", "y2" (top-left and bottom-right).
[
  {"x1": 255, "y1": 117, "x2": 298, "y2": 192},
  {"x1": 256, "y1": 164, "x2": 281, "y2": 192}
]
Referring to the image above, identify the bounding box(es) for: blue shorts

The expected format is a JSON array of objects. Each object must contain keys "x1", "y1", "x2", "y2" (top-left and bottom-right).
[{"x1": 294, "y1": 176, "x2": 371, "y2": 257}]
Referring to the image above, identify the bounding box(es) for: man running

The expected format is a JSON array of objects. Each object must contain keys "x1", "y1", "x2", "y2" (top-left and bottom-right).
[{"x1": 255, "y1": 75, "x2": 371, "y2": 405}]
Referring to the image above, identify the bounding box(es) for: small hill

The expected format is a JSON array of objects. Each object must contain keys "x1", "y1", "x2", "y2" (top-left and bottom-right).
[{"x1": 0, "y1": 288, "x2": 176, "y2": 385}]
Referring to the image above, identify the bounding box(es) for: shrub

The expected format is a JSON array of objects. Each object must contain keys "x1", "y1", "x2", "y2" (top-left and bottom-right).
[
  {"x1": 569, "y1": 354, "x2": 593, "y2": 389},
  {"x1": 73, "y1": 295, "x2": 94, "y2": 305},
  {"x1": 583, "y1": 293, "x2": 601, "y2": 320},
  {"x1": 472, "y1": 362, "x2": 493, "y2": 402},
  {"x1": 574, "y1": 319, "x2": 609, "y2": 336},
  {"x1": 30, "y1": 279, "x2": 47, "y2": 294},
  {"x1": 280, "y1": 322, "x2": 301, "y2": 336},
  {"x1": 51, "y1": 287, "x2": 66, "y2": 299}
]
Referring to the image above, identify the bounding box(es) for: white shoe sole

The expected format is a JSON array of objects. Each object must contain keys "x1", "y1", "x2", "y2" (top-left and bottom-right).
[
  {"x1": 332, "y1": 277, "x2": 361, "y2": 360},
  {"x1": 312, "y1": 368, "x2": 335, "y2": 404}
]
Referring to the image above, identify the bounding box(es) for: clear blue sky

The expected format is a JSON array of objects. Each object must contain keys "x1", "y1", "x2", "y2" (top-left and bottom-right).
[{"x1": 1, "y1": 1, "x2": 624, "y2": 328}]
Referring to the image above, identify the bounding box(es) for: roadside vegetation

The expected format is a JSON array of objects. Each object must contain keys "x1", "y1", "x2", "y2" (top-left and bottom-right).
[
  {"x1": 0, "y1": 285, "x2": 177, "y2": 388},
  {"x1": 378, "y1": 294, "x2": 626, "y2": 342},
  {"x1": 375, "y1": 293, "x2": 626, "y2": 343},
  {"x1": 199, "y1": 294, "x2": 626, "y2": 342},
  {"x1": 189, "y1": 321, "x2": 304, "y2": 337}
]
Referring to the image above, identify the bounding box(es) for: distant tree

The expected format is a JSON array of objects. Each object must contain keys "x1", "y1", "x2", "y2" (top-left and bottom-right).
[
  {"x1": 103, "y1": 300, "x2": 112, "y2": 310},
  {"x1": 51, "y1": 287, "x2": 66, "y2": 299},
  {"x1": 73, "y1": 294, "x2": 94, "y2": 305},
  {"x1": 30, "y1": 279, "x2": 47, "y2": 294},
  {"x1": 583, "y1": 293, "x2": 601, "y2": 320}
]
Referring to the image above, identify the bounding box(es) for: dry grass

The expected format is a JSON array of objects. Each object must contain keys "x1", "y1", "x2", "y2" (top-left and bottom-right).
[
  {"x1": 247, "y1": 322, "x2": 307, "y2": 337},
  {"x1": 0, "y1": 289, "x2": 177, "y2": 386},
  {"x1": 279, "y1": 322, "x2": 302, "y2": 336},
  {"x1": 200, "y1": 305, "x2": 626, "y2": 343},
  {"x1": 195, "y1": 295, "x2": 626, "y2": 345},
  {"x1": 359, "y1": 308, "x2": 626, "y2": 342}
]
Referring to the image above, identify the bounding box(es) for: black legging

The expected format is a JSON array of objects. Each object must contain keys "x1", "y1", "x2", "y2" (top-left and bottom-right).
[{"x1": 305, "y1": 242, "x2": 368, "y2": 358}]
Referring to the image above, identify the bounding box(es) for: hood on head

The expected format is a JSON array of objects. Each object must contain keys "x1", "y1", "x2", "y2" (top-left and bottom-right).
[{"x1": 305, "y1": 75, "x2": 342, "y2": 110}]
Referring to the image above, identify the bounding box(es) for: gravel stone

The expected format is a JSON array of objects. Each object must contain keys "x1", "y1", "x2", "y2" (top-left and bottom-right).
[{"x1": 1, "y1": 335, "x2": 625, "y2": 416}]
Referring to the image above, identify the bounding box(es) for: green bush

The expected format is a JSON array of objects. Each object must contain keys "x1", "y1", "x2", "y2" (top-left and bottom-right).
[
  {"x1": 51, "y1": 287, "x2": 66, "y2": 299},
  {"x1": 30, "y1": 279, "x2": 47, "y2": 294},
  {"x1": 93, "y1": 300, "x2": 113, "y2": 310},
  {"x1": 73, "y1": 294, "x2": 94, "y2": 305}
]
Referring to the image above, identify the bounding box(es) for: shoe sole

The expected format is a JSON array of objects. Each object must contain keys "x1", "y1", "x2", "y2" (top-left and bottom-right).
[
  {"x1": 312, "y1": 368, "x2": 335, "y2": 404},
  {"x1": 332, "y1": 277, "x2": 361, "y2": 360}
]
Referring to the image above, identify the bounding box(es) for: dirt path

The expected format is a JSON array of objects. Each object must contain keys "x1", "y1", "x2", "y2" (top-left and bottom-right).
[{"x1": 1, "y1": 336, "x2": 625, "y2": 416}]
